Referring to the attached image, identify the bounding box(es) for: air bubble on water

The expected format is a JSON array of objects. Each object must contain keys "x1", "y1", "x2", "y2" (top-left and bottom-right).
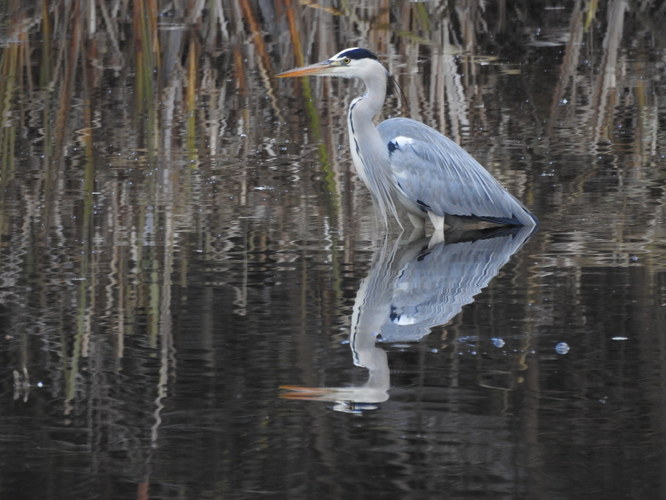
[
  {"x1": 555, "y1": 342, "x2": 570, "y2": 355},
  {"x1": 491, "y1": 338, "x2": 505, "y2": 348}
]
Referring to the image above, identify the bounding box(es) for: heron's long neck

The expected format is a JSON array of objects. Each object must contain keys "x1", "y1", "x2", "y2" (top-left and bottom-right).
[
  {"x1": 347, "y1": 71, "x2": 398, "y2": 224},
  {"x1": 348, "y1": 72, "x2": 386, "y2": 147}
]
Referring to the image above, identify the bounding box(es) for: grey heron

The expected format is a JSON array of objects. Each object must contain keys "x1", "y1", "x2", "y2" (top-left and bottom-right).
[{"x1": 277, "y1": 48, "x2": 537, "y2": 239}]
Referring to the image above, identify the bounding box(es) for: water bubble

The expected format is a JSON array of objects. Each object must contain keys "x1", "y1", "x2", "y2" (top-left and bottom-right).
[
  {"x1": 491, "y1": 338, "x2": 505, "y2": 348},
  {"x1": 555, "y1": 342, "x2": 570, "y2": 355}
]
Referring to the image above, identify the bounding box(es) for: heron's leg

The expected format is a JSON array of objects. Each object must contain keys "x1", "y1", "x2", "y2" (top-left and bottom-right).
[
  {"x1": 427, "y1": 212, "x2": 446, "y2": 247},
  {"x1": 407, "y1": 212, "x2": 426, "y2": 242}
]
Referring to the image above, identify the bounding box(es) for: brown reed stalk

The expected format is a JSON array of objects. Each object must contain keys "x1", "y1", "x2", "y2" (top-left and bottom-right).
[
  {"x1": 186, "y1": 36, "x2": 199, "y2": 157},
  {"x1": 133, "y1": 0, "x2": 161, "y2": 134}
]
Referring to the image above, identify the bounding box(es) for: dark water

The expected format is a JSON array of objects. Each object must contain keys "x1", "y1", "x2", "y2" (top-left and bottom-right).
[{"x1": 1, "y1": 1, "x2": 666, "y2": 499}]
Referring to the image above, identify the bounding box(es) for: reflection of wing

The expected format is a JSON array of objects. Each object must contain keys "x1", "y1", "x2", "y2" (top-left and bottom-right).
[
  {"x1": 377, "y1": 118, "x2": 536, "y2": 226},
  {"x1": 377, "y1": 226, "x2": 534, "y2": 342}
]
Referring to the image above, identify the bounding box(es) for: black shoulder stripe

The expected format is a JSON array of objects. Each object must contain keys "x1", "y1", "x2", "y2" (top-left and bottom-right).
[{"x1": 416, "y1": 200, "x2": 431, "y2": 212}]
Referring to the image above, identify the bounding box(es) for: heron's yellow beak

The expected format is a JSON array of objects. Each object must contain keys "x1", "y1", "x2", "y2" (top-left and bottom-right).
[{"x1": 276, "y1": 60, "x2": 337, "y2": 78}]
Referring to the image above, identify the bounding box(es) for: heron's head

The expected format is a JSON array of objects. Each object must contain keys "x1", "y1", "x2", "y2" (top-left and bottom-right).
[{"x1": 276, "y1": 47, "x2": 385, "y2": 80}]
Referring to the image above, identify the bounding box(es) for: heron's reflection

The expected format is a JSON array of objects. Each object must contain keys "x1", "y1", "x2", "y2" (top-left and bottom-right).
[{"x1": 281, "y1": 226, "x2": 535, "y2": 412}]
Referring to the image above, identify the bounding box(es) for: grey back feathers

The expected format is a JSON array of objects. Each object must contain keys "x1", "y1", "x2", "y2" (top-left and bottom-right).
[{"x1": 377, "y1": 118, "x2": 536, "y2": 227}]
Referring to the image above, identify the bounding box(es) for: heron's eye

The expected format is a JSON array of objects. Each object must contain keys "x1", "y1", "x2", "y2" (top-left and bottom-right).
[{"x1": 342, "y1": 57, "x2": 351, "y2": 65}]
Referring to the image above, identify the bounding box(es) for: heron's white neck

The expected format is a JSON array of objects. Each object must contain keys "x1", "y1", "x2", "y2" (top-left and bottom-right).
[
  {"x1": 349, "y1": 70, "x2": 387, "y2": 131},
  {"x1": 347, "y1": 70, "x2": 399, "y2": 226}
]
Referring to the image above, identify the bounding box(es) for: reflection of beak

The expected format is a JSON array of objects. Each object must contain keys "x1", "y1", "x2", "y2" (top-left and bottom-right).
[
  {"x1": 276, "y1": 60, "x2": 336, "y2": 78},
  {"x1": 279, "y1": 385, "x2": 330, "y2": 400},
  {"x1": 279, "y1": 385, "x2": 389, "y2": 405}
]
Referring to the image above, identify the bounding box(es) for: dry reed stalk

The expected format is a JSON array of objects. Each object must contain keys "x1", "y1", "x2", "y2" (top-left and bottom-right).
[
  {"x1": 186, "y1": 37, "x2": 199, "y2": 157},
  {"x1": 39, "y1": 0, "x2": 52, "y2": 86},
  {"x1": 239, "y1": 0, "x2": 281, "y2": 117},
  {"x1": 133, "y1": 0, "x2": 161, "y2": 130}
]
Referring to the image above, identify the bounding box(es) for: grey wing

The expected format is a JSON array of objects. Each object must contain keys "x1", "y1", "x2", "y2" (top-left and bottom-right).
[
  {"x1": 377, "y1": 117, "x2": 535, "y2": 226},
  {"x1": 379, "y1": 225, "x2": 534, "y2": 342}
]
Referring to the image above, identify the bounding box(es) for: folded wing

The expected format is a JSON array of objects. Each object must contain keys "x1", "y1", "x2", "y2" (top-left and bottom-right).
[{"x1": 377, "y1": 117, "x2": 536, "y2": 226}]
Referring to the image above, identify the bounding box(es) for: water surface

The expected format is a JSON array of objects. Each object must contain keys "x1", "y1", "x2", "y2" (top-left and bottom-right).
[{"x1": 1, "y1": 1, "x2": 665, "y2": 499}]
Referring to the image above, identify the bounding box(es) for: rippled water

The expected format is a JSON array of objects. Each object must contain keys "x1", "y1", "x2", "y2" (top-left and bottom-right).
[{"x1": 1, "y1": 1, "x2": 666, "y2": 499}]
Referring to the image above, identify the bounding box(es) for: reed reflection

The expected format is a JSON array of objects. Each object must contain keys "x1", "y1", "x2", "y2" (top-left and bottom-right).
[{"x1": 282, "y1": 226, "x2": 534, "y2": 412}]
